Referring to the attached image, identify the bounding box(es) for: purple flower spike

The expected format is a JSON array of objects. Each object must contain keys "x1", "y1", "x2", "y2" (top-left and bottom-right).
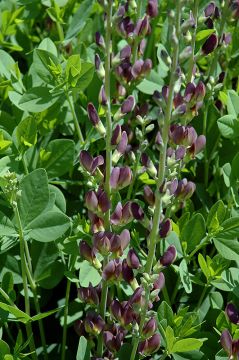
[
  {"x1": 226, "y1": 303, "x2": 239, "y2": 324},
  {"x1": 127, "y1": 248, "x2": 140, "y2": 269},
  {"x1": 110, "y1": 166, "x2": 132, "y2": 190},
  {"x1": 103, "y1": 326, "x2": 125, "y2": 352},
  {"x1": 121, "y1": 95, "x2": 135, "y2": 114},
  {"x1": 102, "y1": 259, "x2": 122, "y2": 281},
  {"x1": 160, "y1": 245, "x2": 177, "y2": 267},
  {"x1": 85, "y1": 190, "x2": 98, "y2": 212},
  {"x1": 111, "y1": 125, "x2": 122, "y2": 145},
  {"x1": 78, "y1": 283, "x2": 100, "y2": 306},
  {"x1": 147, "y1": 0, "x2": 158, "y2": 18},
  {"x1": 117, "y1": 131, "x2": 128, "y2": 154},
  {"x1": 135, "y1": 16, "x2": 150, "y2": 37},
  {"x1": 142, "y1": 318, "x2": 157, "y2": 338},
  {"x1": 202, "y1": 33, "x2": 218, "y2": 55}
]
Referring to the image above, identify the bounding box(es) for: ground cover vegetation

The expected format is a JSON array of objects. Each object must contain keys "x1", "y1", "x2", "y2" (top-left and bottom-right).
[{"x1": 0, "y1": 0, "x2": 239, "y2": 359}]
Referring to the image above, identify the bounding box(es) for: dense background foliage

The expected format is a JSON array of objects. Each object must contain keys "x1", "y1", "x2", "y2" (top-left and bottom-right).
[{"x1": 0, "y1": 0, "x2": 239, "y2": 359}]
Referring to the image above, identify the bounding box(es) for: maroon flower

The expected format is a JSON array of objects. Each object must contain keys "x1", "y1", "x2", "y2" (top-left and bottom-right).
[
  {"x1": 202, "y1": 33, "x2": 218, "y2": 55},
  {"x1": 138, "y1": 333, "x2": 161, "y2": 355}
]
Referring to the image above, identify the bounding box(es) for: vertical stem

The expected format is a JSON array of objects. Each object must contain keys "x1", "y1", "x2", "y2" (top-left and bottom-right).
[
  {"x1": 65, "y1": 91, "x2": 84, "y2": 143},
  {"x1": 186, "y1": 0, "x2": 199, "y2": 83},
  {"x1": 132, "y1": 0, "x2": 143, "y2": 63},
  {"x1": 97, "y1": 1, "x2": 113, "y2": 356},
  {"x1": 14, "y1": 205, "x2": 37, "y2": 360},
  {"x1": 61, "y1": 279, "x2": 71, "y2": 360},
  {"x1": 145, "y1": 1, "x2": 182, "y2": 274}
]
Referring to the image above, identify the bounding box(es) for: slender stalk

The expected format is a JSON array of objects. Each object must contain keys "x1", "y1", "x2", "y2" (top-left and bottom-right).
[
  {"x1": 130, "y1": 289, "x2": 149, "y2": 360},
  {"x1": 132, "y1": 0, "x2": 143, "y2": 63},
  {"x1": 65, "y1": 91, "x2": 84, "y2": 143},
  {"x1": 145, "y1": 1, "x2": 182, "y2": 274},
  {"x1": 186, "y1": 0, "x2": 199, "y2": 83},
  {"x1": 0, "y1": 287, "x2": 16, "y2": 307},
  {"x1": 14, "y1": 205, "x2": 37, "y2": 360},
  {"x1": 196, "y1": 284, "x2": 208, "y2": 310},
  {"x1": 61, "y1": 279, "x2": 71, "y2": 360},
  {"x1": 126, "y1": 151, "x2": 140, "y2": 200},
  {"x1": 97, "y1": 2, "x2": 113, "y2": 356}
]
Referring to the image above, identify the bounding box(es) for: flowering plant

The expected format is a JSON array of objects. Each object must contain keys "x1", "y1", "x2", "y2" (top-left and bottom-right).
[{"x1": 0, "y1": 0, "x2": 239, "y2": 359}]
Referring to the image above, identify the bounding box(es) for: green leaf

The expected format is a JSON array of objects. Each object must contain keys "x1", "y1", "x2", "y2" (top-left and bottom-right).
[
  {"x1": 32, "y1": 242, "x2": 59, "y2": 282},
  {"x1": 0, "y1": 302, "x2": 31, "y2": 323},
  {"x1": 16, "y1": 116, "x2": 37, "y2": 150},
  {"x1": 181, "y1": 214, "x2": 206, "y2": 253},
  {"x1": 214, "y1": 238, "x2": 239, "y2": 261},
  {"x1": 217, "y1": 217, "x2": 239, "y2": 239},
  {"x1": 207, "y1": 200, "x2": 226, "y2": 232},
  {"x1": 209, "y1": 291, "x2": 223, "y2": 309},
  {"x1": 179, "y1": 259, "x2": 192, "y2": 294},
  {"x1": 227, "y1": 90, "x2": 239, "y2": 117},
  {"x1": 0, "y1": 130, "x2": 12, "y2": 152},
  {"x1": 31, "y1": 306, "x2": 63, "y2": 321},
  {"x1": 198, "y1": 253, "x2": 210, "y2": 281},
  {"x1": 26, "y1": 211, "x2": 71, "y2": 242},
  {"x1": 172, "y1": 338, "x2": 204, "y2": 353},
  {"x1": 18, "y1": 87, "x2": 62, "y2": 113},
  {"x1": 196, "y1": 29, "x2": 215, "y2": 41},
  {"x1": 18, "y1": 168, "x2": 49, "y2": 227},
  {"x1": 0, "y1": 212, "x2": 16, "y2": 236},
  {"x1": 65, "y1": 0, "x2": 95, "y2": 40},
  {"x1": 79, "y1": 261, "x2": 101, "y2": 287},
  {"x1": 38, "y1": 38, "x2": 58, "y2": 57},
  {"x1": 66, "y1": 54, "x2": 81, "y2": 87},
  {"x1": 38, "y1": 261, "x2": 65, "y2": 289},
  {"x1": 0, "y1": 340, "x2": 10, "y2": 360},
  {"x1": 0, "y1": 50, "x2": 16, "y2": 80},
  {"x1": 217, "y1": 115, "x2": 239, "y2": 139},
  {"x1": 75, "y1": 62, "x2": 94, "y2": 91},
  {"x1": 172, "y1": 351, "x2": 204, "y2": 360},
  {"x1": 158, "y1": 300, "x2": 174, "y2": 326},
  {"x1": 166, "y1": 326, "x2": 175, "y2": 353},
  {"x1": 38, "y1": 139, "x2": 75, "y2": 179},
  {"x1": 76, "y1": 336, "x2": 90, "y2": 360}
]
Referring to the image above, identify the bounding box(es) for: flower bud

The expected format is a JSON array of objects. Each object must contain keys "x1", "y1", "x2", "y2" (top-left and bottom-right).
[
  {"x1": 102, "y1": 259, "x2": 122, "y2": 281},
  {"x1": 95, "y1": 32, "x2": 105, "y2": 49},
  {"x1": 202, "y1": 33, "x2": 218, "y2": 55},
  {"x1": 103, "y1": 326, "x2": 125, "y2": 352},
  {"x1": 80, "y1": 151, "x2": 104, "y2": 175},
  {"x1": 220, "y1": 330, "x2": 232, "y2": 356},
  {"x1": 225, "y1": 303, "x2": 239, "y2": 325},
  {"x1": 121, "y1": 95, "x2": 135, "y2": 114},
  {"x1": 135, "y1": 16, "x2": 150, "y2": 37},
  {"x1": 98, "y1": 85, "x2": 107, "y2": 106},
  {"x1": 141, "y1": 153, "x2": 157, "y2": 178},
  {"x1": 87, "y1": 103, "x2": 106, "y2": 136},
  {"x1": 153, "y1": 272, "x2": 165, "y2": 290},
  {"x1": 93, "y1": 232, "x2": 111, "y2": 256},
  {"x1": 159, "y1": 219, "x2": 172, "y2": 238},
  {"x1": 95, "y1": 54, "x2": 105, "y2": 79},
  {"x1": 78, "y1": 283, "x2": 100, "y2": 306},
  {"x1": 138, "y1": 333, "x2": 161, "y2": 355},
  {"x1": 112, "y1": 131, "x2": 128, "y2": 164},
  {"x1": 85, "y1": 190, "x2": 98, "y2": 212},
  {"x1": 111, "y1": 124, "x2": 122, "y2": 145},
  {"x1": 110, "y1": 167, "x2": 132, "y2": 190},
  {"x1": 160, "y1": 245, "x2": 177, "y2": 267},
  {"x1": 120, "y1": 45, "x2": 131, "y2": 60},
  {"x1": 84, "y1": 311, "x2": 105, "y2": 335},
  {"x1": 79, "y1": 241, "x2": 96, "y2": 263},
  {"x1": 147, "y1": 0, "x2": 158, "y2": 18},
  {"x1": 142, "y1": 318, "x2": 157, "y2": 338},
  {"x1": 204, "y1": 2, "x2": 215, "y2": 17},
  {"x1": 127, "y1": 249, "x2": 140, "y2": 269},
  {"x1": 144, "y1": 185, "x2": 155, "y2": 206},
  {"x1": 130, "y1": 202, "x2": 144, "y2": 221},
  {"x1": 122, "y1": 259, "x2": 134, "y2": 284}
]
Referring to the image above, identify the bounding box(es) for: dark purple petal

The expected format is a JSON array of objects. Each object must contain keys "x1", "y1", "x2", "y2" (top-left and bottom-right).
[
  {"x1": 87, "y1": 103, "x2": 100, "y2": 126},
  {"x1": 220, "y1": 330, "x2": 232, "y2": 355},
  {"x1": 226, "y1": 303, "x2": 239, "y2": 324},
  {"x1": 80, "y1": 150, "x2": 93, "y2": 172},
  {"x1": 85, "y1": 190, "x2": 98, "y2": 212},
  {"x1": 202, "y1": 33, "x2": 218, "y2": 55},
  {"x1": 117, "y1": 131, "x2": 128, "y2": 154},
  {"x1": 127, "y1": 249, "x2": 140, "y2": 269},
  {"x1": 160, "y1": 245, "x2": 177, "y2": 266},
  {"x1": 110, "y1": 167, "x2": 120, "y2": 189},
  {"x1": 121, "y1": 95, "x2": 135, "y2": 114}
]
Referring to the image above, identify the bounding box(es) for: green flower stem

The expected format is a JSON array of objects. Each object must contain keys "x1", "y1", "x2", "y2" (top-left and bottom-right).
[
  {"x1": 145, "y1": 1, "x2": 182, "y2": 274},
  {"x1": 61, "y1": 278, "x2": 71, "y2": 360},
  {"x1": 14, "y1": 204, "x2": 37, "y2": 360},
  {"x1": 186, "y1": 0, "x2": 199, "y2": 83},
  {"x1": 0, "y1": 287, "x2": 16, "y2": 307},
  {"x1": 130, "y1": 288, "x2": 150, "y2": 360},
  {"x1": 126, "y1": 151, "x2": 141, "y2": 200},
  {"x1": 65, "y1": 91, "x2": 84, "y2": 143},
  {"x1": 97, "y1": 2, "x2": 113, "y2": 356},
  {"x1": 132, "y1": 0, "x2": 143, "y2": 63}
]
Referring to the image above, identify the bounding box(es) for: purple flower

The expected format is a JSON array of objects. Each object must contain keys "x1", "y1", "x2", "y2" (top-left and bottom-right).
[
  {"x1": 160, "y1": 245, "x2": 177, "y2": 266},
  {"x1": 78, "y1": 282, "x2": 100, "y2": 306},
  {"x1": 142, "y1": 318, "x2": 157, "y2": 338},
  {"x1": 102, "y1": 259, "x2": 122, "y2": 282},
  {"x1": 147, "y1": 0, "x2": 158, "y2": 18},
  {"x1": 220, "y1": 329, "x2": 239, "y2": 358},
  {"x1": 225, "y1": 303, "x2": 239, "y2": 324},
  {"x1": 159, "y1": 219, "x2": 172, "y2": 238},
  {"x1": 80, "y1": 150, "x2": 104, "y2": 174},
  {"x1": 79, "y1": 241, "x2": 96, "y2": 263},
  {"x1": 103, "y1": 326, "x2": 125, "y2": 352},
  {"x1": 84, "y1": 311, "x2": 105, "y2": 335},
  {"x1": 110, "y1": 167, "x2": 132, "y2": 190},
  {"x1": 87, "y1": 103, "x2": 106, "y2": 135},
  {"x1": 95, "y1": 32, "x2": 105, "y2": 48},
  {"x1": 127, "y1": 249, "x2": 140, "y2": 269},
  {"x1": 138, "y1": 333, "x2": 161, "y2": 355},
  {"x1": 202, "y1": 33, "x2": 218, "y2": 55},
  {"x1": 121, "y1": 95, "x2": 135, "y2": 114}
]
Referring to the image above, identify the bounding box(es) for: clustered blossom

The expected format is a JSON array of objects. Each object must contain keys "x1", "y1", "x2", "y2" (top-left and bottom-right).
[{"x1": 74, "y1": 0, "x2": 211, "y2": 358}]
